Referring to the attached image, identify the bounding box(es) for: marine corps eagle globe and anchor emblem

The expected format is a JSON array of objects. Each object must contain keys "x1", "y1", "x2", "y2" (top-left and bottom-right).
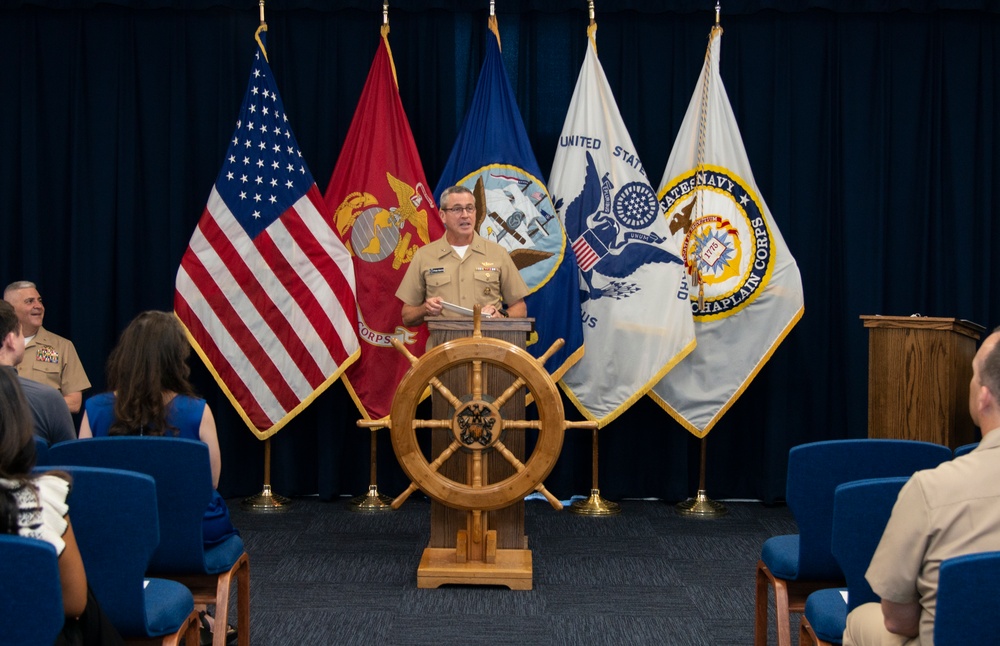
[
  {"x1": 659, "y1": 165, "x2": 775, "y2": 319},
  {"x1": 333, "y1": 172, "x2": 436, "y2": 347}
]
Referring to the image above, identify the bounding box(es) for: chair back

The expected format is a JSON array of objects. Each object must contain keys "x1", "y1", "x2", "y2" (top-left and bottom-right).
[
  {"x1": 50, "y1": 436, "x2": 213, "y2": 572},
  {"x1": 934, "y1": 550, "x2": 1000, "y2": 645},
  {"x1": 54, "y1": 465, "x2": 161, "y2": 637},
  {"x1": 786, "y1": 439, "x2": 951, "y2": 579},
  {"x1": 831, "y1": 477, "x2": 908, "y2": 612},
  {"x1": 953, "y1": 442, "x2": 978, "y2": 458},
  {"x1": 0, "y1": 535, "x2": 64, "y2": 646},
  {"x1": 34, "y1": 436, "x2": 50, "y2": 466}
]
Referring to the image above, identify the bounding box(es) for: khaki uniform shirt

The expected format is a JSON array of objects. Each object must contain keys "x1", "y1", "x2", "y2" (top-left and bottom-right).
[
  {"x1": 396, "y1": 233, "x2": 529, "y2": 316},
  {"x1": 865, "y1": 428, "x2": 1000, "y2": 644},
  {"x1": 18, "y1": 326, "x2": 91, "y2": 395}
]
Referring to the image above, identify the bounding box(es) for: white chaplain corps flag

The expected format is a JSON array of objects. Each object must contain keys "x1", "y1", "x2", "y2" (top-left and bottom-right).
[
  {"x1": 650, "y1": 25, "x2": 804, "y2": 438},
  {"x1": 550, "y1": 26, "x2": 696, "y2": 428}
]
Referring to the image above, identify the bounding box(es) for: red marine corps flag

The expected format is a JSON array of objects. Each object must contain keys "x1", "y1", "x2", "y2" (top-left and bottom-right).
[
  {"x1": 324, "y1": 25, "x2": 444, "y2": 420},
  {"x1": 175, "y1": 30, "x2": 360, "y2": 439}
]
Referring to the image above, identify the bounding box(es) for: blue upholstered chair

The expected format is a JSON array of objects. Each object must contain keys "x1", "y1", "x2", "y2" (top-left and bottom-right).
[
  {"x1": 0, "y1": 535, "x2": 64, "y2": 646},
  {"x1": 49, "y1": 437, "x2": 249, "y2": 646},
  {"x1": 754, "y1": 439, "x2": 952, "y2": 646},
  {"x1": 34, "y1": 436, "x2": 50, "y2": 466},
  {"x1": 52, "y1": 465, "x2": 200, "y2": 644},
  {"x1": 798, "y1": 477, "x2": 909, "y2": 646},
  {"x1": 953, "y1": 442, "x2": 978, "y2": 458},
  {"x1": 934, "y1": 550, "x2": 1000, "y2": 645}
]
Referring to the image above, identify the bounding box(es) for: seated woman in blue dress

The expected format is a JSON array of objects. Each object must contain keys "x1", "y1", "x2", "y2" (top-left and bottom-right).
[{"x1": 78, "y1": 310, "x2": 238, "y2": 548}]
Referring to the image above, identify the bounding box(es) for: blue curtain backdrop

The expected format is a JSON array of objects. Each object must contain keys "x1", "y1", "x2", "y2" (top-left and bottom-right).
[{"x1": 1, "y1": 1, "x2": 997, "y2": 503}]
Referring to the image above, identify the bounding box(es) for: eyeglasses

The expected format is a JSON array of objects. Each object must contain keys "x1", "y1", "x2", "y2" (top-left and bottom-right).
[{"x1": 441, "y1": 205, "x2": 476, "y2": 214}]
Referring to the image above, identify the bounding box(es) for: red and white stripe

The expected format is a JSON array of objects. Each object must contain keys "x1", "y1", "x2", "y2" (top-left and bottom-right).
[
  {"x1": 572, "y1": 236, "x2": 600, "y2": 272},
  {"x1": 175, "y1": 184, "x2": 359, "y2": 435}
]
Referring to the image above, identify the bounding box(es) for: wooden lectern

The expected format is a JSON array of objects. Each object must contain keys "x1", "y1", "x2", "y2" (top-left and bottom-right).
[
  {"x1": 424, "y1": 317, "x2": 534, "y2": 587},
  {"x1": 861, "y1": 316, "x2": 985, "y2": 449}
]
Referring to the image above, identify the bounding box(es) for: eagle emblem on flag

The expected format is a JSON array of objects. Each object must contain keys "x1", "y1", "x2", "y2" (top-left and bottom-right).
[{"x1": 564, "y1": 152, "x2": 682, "y2": 303}]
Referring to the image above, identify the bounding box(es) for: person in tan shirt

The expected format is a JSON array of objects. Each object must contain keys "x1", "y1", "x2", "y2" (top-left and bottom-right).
[
  {"x1": 396, "y1": 185, "x2": 528, "y2": 326},
  {"x1": 3, "y1": 281, "x2": 90, "y2": 413},
  {"x1": 843, "y1": 326, "x2": 1000, "y2": 645}
]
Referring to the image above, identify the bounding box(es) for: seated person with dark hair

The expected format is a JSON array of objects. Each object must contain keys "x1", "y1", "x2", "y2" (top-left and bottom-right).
[{"x1": 0, "y1": 367, "x2": 122, "y2": 645}]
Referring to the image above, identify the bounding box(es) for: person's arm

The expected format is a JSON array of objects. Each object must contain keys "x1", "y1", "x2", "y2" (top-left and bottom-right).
[
  {"x1": 58, "y1": 517, "x2": 89, "y2": 618},
  {"x1": 198, "y1": 404, "x2": 222, "y2": 488},
  {"x1": 49, "y1": 395, "x2": 77, "y2": 444},
  {"x1": 59, "y1": 340, "x2": 90, "y2": 414},
  {"x1": 881, "y1": 599, "x2": 921, "y2": 638},
  {"x1": 401, "y1": 297, "x2": 443, "y2": 327},
  {"x1": 63, "y1": 391, "x2": 82, "y2": 414},
  {"x1": 505, "y1": 299, "x2": 526, "y2": 318},
  {"x1": 77, "y1": 411, "x2": 93, "y2": 439}
]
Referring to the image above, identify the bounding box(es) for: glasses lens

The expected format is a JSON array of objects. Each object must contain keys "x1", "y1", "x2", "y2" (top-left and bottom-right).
[{"x1": 447, "y1": 205, "x2": 475, "y2": 213}]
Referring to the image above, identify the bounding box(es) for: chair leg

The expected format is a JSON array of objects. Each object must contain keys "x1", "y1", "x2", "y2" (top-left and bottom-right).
[
  {"x1": 755, "y1": 560, "x2": 770, "y2": 646},
  {"x1": 755, "y1": 559, "x2": 794, "y2": 646},
  {"x1": 210, "y1": 552, "x2": 250, "y2": 646},
  {"x1": 801, "y1": 616, "x2": 837, "y2": 646},
  {"x1": 183, "y1": 610, "x2": 201, "y2": 646},
  {"x1": 773, "y1": 576, "x2": 792, "y2": 646},
  {"x1": 236, "y1": 556, "x2": 250, "y2": 646},
  {"x1": 129, "y1": 609, "x2": 199, "y2": 646},
  {"x1": 799, "y1": 615, "x2": 814, "y2": 646},
  {"x1": 756, "y1": 559, "x2": 844, "y2": 646},
  {"x1": 168, "y1": 554, "x2": 251, "y2": 646},
  {"x1": 212, "y1": 572, "x2": 233, "y2": 646}
]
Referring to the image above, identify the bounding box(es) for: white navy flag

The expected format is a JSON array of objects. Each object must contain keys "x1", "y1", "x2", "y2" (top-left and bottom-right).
[
  {"x1": 650, "y1": 25, "x2": 804, "y2": 437},
  {"x1": 550, "y1": 27, "x2": 695, "y2": 427}
]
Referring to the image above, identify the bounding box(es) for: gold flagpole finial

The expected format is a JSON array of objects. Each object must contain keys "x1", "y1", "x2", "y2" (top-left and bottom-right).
[
  {"x1": 715, "y1": 1, "x2": 721, "y2": 25},
  {"x1": 383, "y1": 1, "x2": 389, "y2": 26},
  {"x1": 254, "y1": 0, "x2": 268, "y2": 61},
  {"x1": 490, "y1": 0, "x2": 495, "y2": 17},
  {"x1": 588, "y1": 0, "x2": 595, "y2": 25}
]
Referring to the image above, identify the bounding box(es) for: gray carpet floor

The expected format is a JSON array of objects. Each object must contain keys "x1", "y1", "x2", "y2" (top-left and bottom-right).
[{"x1": 226, "y1": 496, "x2": 797, "y2": 645}]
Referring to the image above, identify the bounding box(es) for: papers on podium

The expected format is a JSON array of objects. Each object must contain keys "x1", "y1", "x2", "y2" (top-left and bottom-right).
[{"x1": 441, "y1": 302, "x2": 492, "y2": 318}]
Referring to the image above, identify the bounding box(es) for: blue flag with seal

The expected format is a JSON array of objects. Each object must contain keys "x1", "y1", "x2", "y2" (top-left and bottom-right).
[
  {"x1": 434, "y1": 16, "x2": 583, "y2": 380},
  {"x1": 549, "y1": 24, "x2": 695, "y2": 427},
  {"x1": 650, "y1": 25, "x2": 804, "y2": 437}
]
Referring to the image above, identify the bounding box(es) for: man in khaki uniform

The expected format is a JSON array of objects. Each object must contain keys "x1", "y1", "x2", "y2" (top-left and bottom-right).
[
  {"x1": 843, "y1": 326, "x2": 1000, "y2": 645},
  {"x1": 397, "y1": 185, "x2": 528, "y2": 326},
  {"x1": 3, "y1": 281, "x2": 90, "y2": 413}
]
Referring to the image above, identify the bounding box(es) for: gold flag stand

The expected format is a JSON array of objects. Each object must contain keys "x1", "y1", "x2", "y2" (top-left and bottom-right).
[
  {"x1": 568, "y1": 426, "x2": 620, "y2": 516},
  {"x1": 242, "y1": 438, "x2": 291, "y2": 512},
  {"x1": 349, "y1": 424, "x2": 394, "y2": 512},
  {"x1": 676, "y1": 436, "x2": 727, "y2": 517}
]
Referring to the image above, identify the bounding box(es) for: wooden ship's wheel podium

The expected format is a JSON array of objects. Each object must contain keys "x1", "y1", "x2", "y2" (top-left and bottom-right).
[{"x1": 360, "y1": 307, "x2": 595, "y2": 590}]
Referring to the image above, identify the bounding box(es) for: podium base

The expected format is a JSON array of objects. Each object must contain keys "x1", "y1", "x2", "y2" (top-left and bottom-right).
[{"x1": 416, "y1": 547, "x2": 532, "y2": 590}]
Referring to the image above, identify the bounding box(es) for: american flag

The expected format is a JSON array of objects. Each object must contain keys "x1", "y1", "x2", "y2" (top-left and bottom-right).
[{"x1": 175, "y1": 36, "x2": 360, "y2": 439}]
